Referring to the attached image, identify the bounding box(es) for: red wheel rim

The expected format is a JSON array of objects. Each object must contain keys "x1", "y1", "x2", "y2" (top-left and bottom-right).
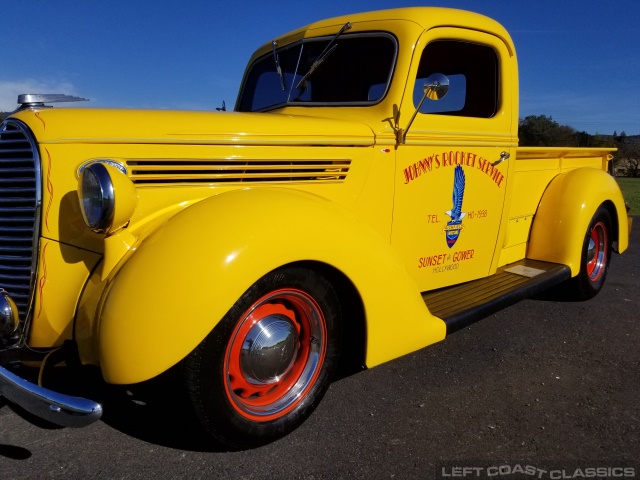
[
  {"x1": 223, "y1": 289, "x2": 327, "y2": 422},
  {"x1": 586, "y1": 221, "x2": 607, "y2": 282}
]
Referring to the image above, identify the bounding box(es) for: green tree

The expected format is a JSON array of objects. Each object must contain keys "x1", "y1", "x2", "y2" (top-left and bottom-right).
[
  {"x1": 575, "y1": 130, "x2": 614, "y2": 148},
  {"x1": 518, "y1": 115, "x2": 578, "y2": 146},
  {"x1": 616, "y1": 140, "x2": 640, "y2": 177},
  {"x1": 590, "y1": 134, "x2": 615, "y2": 148}
]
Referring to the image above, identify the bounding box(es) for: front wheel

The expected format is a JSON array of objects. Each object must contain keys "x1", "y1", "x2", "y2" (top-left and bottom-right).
[
  {"x1": 565, "y1": 206, "x2": 613, "y2": 300},
  {"x1": 183, "y1": 267, "x2": 342, "y2": 449}
]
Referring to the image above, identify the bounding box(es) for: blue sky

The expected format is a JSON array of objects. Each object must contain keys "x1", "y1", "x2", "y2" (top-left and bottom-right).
[{"x1": 2, "y1": 0, "x2": 639, "y2": 135}]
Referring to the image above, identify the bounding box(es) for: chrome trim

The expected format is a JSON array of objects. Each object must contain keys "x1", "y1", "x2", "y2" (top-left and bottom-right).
[
  {"x1": 78, "y1": 163, "x2": 115, "y2": 233},
  {"x1": 15, "y1": 94, "x2": 89, "y2": 112},
  {"x1": 491, "y1": 151, "x2": 510, "y2": 166},
  {"x1": 125, "y1": 157, "x2": 351, "y2": 185},
  {"x1": 0, "y1": 365, "x2": 102, "y2": 428},
  {"x1": 225, "y1": 290, "x2": 326, "y2": 418},
  {"x1": 77, "y1": 159, "x2": 127, "y2": 177},
  {"x1": 240, "y1": 315, "x2": 299, "y2": 385},
  {"x1": 587, "y1": 223, "x2": 607, "y2": 281},
  {"x1": 0, "y1": 289, "x2": 19, "y2": 343},
  {"x1": 0, "y1": 119, "x2": 42, "y2": 347}
]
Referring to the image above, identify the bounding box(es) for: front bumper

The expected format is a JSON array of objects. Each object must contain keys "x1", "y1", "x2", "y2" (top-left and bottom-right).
[
  {"x1": 0, "y1": 364, "x2": 102, "y2": 428},
  {"x1": 1, "y1": 286, "x2": 102, "y2": 428}
]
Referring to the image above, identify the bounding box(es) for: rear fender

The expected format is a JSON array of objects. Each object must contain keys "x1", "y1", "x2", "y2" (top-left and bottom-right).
[
  {"x1": 98, "y1": 188, "x2": 446, "y2": 384},
  {"x1": 528, "y1": 168, "x2": 629, "y2": 275}
]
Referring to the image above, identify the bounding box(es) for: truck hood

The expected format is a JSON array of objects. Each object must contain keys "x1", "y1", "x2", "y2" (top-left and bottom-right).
[{"x1": 12, "y1": 108, "x2": 375, "y2": 147}]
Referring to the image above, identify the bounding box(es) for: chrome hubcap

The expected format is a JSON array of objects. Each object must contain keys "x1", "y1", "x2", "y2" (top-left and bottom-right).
[
  {"x1": 587, "y1": 222, "x2": 607, "y2": 281},
  {"x1": 240, "y1": 315, "x2": 299, "y2": 385},
  {"x1": 224, "y1": 288, "x2": 328, "y2": 421},
  {"x1": 587, "y1": 237, "x2": 596, "y2": 263}
]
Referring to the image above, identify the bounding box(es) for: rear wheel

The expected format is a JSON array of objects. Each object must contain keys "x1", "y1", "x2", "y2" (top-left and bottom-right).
[
  {"x1": 183, "y1": 267, "x2": 341, "y2": 449},
  {"x1": 565, "y1": 206, "x2": 612, "y2": 300}
]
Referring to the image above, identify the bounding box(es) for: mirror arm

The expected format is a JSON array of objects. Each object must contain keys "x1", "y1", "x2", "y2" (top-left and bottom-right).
[
  {"x1": 397, "y1": 75, "x2": 449, "y2": 146},
  {"x1": 399, "y1": 92, "x2": 429, "y2": 145}
]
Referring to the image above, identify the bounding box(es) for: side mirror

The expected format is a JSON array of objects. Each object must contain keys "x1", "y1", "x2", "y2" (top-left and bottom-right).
[
  {"x1": 424, "y1": 73, "x2": 450, "y2": 100},
  {"x1": 398, "y1": 73, "x2": 450, "y2": 144}
]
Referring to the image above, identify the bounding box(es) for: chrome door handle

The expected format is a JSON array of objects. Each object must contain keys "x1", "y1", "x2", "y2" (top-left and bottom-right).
[{"x1": 491, "y1": 151, "x2": 510, "y2": 166}]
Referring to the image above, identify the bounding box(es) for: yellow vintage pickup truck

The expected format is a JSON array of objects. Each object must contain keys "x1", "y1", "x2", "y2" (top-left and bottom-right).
[{"x1": 0, "y1": 7, "x2": 632, "y2": 448}]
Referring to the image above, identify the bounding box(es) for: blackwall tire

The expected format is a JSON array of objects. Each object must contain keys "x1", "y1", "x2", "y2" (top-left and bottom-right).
[{"x1": 183, "y1": 267, "x2": 342, "y2": 449}]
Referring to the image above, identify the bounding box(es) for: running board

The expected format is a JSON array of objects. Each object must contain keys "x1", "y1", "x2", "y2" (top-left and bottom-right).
[{"x1": 422, "y1": 259, "x2": 571, "y2": 334}]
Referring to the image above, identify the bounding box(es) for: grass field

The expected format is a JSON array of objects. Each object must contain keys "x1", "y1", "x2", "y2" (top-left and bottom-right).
[{"x1": 616, "y1": 177, "x2": 640, "y2": 215}]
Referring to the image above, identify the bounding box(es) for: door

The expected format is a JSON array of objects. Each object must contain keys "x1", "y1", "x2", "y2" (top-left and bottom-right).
[{"x1": 391, "y1": 28, "x2": 518, "y2": 292}]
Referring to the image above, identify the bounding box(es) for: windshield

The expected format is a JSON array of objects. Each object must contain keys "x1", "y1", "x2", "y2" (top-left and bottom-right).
[{"x1": 237, "y1": 32, "x2": 397, "y2": 112}]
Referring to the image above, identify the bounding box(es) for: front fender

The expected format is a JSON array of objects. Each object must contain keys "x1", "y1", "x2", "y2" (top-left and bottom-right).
[
  {"x1": 98, "y1": 188, "x2": 446, "y2": 384},
  {"x1": 528, "y1": 168, "x2": 629, "y2": 275}
]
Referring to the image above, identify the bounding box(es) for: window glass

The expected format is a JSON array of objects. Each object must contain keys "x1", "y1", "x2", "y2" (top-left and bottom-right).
[
  {"x1": 414, "y1": 40, "x2": 499, "y2": 118},
  {"x1": 238, "y1": 33, "x2": 397, "y2": 112}
]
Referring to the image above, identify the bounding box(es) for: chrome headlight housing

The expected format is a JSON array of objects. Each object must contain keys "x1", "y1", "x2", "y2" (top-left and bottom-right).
[
  {"x1": 78, "y1": 161, "x2": 137, "y2": 234},
  {"x1": 79, "y1": 163, "x2": 114, "y2": 233}
]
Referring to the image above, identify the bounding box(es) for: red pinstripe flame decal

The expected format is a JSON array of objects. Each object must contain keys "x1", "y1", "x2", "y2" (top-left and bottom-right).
[
  {"x1": 35, "y1": 112, "x2": 46, "y2": 130},
  {"x1": 37, "y1": 242, "x2": 50, "y2": 319},
  {"x1": 44, "y1": 148, "x2": 54, "y2": 233}
]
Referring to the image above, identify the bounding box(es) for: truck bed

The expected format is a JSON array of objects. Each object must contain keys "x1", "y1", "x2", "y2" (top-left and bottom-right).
[{"x1": 499, "y1": 147, "x2": 616, "y2": 266}]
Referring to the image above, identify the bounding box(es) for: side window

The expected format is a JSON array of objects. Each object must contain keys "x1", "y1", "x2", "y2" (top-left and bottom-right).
[{"x1": 414, "y1": 40, "x2": 499, "y2": 118}]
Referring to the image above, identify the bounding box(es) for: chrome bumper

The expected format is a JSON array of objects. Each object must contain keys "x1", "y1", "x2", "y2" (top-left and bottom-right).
[{"x1": 0, "y1": 364, "x2": 102, "y2": 428}]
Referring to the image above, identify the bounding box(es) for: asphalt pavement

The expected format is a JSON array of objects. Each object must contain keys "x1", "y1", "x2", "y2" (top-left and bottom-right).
[{"x1": 1, "y1": 223, "x2": 638, "y2": 479}]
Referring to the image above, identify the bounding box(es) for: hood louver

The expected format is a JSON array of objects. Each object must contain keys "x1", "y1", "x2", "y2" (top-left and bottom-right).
[{"x1": 126, "y1": 158, "x2": 351, "y2": 185}]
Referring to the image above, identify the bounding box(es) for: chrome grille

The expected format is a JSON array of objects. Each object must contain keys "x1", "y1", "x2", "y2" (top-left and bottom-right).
[{"x1": 0, "y1": 119, "x2": 40, "y2": 320}]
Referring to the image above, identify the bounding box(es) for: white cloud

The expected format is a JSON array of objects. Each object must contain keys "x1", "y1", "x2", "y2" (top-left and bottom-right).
[{"x1": 0, "y1": 79, "x2": 77, "y2": 111}]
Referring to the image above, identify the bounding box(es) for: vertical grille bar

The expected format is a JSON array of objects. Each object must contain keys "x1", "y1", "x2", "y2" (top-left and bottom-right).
[{"x1": 0, "y1": 119, "x2": 41, "y2": 331}]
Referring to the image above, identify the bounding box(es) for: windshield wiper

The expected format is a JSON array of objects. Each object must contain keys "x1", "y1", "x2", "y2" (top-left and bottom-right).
[
  {"x1": 295, "y1": 21, "x2": 352, "y2": 91},
  {"x1": 272, "y1": 40, "x2": 286, "y2": 91}
]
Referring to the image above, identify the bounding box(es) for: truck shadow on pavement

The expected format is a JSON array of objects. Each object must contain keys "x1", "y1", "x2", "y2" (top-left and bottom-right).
[
  {"x1": 12, "y1": 364, "x2": 230, "y2": 453},
  {"x1": 8, "y1": 357, "x2": 364, "y2": 454},
  {"x1": 0, "y1": 398, "x2": 32, "y2": 460},
  {"x1": 100, "y1": 373, "x2": 231, "y2": 452},
  {"x1": 0, "y1": 443, "x2": 31, "y2": 460}
]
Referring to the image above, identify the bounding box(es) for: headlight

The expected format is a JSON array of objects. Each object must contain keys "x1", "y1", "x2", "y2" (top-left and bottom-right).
[
  {"x1": 79, "y1": 163, "x2": 114, "y2": 233},
  {"x1": 78, "y1": 162, "x2": 137, "y2": 234}
]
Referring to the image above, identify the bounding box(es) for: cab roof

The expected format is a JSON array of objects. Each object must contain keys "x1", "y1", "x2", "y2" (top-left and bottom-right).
[{"x1": 251, "y1": 7, "x2": 513, "y2": 62}]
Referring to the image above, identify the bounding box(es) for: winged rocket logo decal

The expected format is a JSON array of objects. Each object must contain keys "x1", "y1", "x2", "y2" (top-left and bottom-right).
[{"x1": 444, "y1": 165, "x2": 466, "y2": 248}]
